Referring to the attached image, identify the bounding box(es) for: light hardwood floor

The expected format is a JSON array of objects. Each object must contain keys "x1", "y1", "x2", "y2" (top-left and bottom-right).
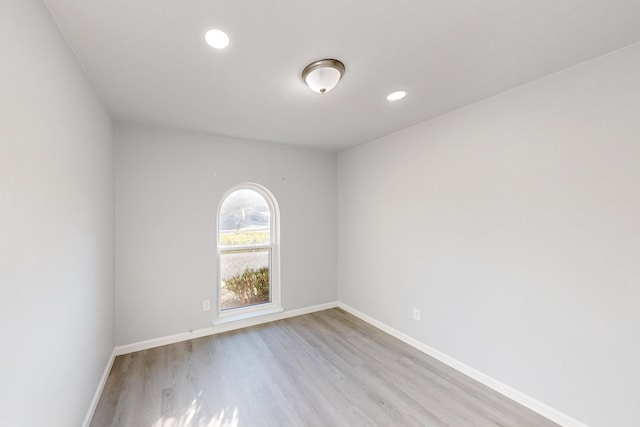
[{"x1": 91, "y1": 308, "x2": 559, "y2": 426}]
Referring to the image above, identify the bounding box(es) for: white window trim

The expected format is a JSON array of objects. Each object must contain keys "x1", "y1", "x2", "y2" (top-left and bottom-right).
[{"x1": 214, "y1": 182, "x2": 281, "y2": 324}]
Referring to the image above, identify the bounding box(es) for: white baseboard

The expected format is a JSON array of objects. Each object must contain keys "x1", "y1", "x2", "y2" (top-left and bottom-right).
[
  {"x1": 115, "y1": 301, "x2": 338, "y2": 355},
  {"x1": 82, "y1": 348, "x2": 116, "y2": 427},
  {"x1": 337, "y1": 302, "x2": 589, "y2": 427}
]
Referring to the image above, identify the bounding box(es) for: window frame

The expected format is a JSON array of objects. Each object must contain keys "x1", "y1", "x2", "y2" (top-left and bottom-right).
[{"x1": 215, "y1": 183, "x2": 281, "y2": 323}]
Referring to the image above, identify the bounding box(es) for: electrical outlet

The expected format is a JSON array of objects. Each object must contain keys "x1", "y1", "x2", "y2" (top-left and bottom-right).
[
  {"x1": 203, "y1": 300, "x2": 210, "y2": 311},
  {"x1": 412, "y1": 308, "x2": 421, "y2": 321}
]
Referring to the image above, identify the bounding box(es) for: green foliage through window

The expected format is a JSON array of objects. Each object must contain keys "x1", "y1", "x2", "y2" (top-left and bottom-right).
[{"x1": 223, "y1": 267, "x2": 270, "y2": 307}]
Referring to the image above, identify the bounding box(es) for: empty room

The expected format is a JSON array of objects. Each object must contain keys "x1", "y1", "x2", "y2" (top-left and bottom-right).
[{"x1": 2, "y1": 0, "x2": 640, "y2": 426}]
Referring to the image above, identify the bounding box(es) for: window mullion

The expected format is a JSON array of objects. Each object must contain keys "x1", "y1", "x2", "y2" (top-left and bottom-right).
[{"x1": 220, "y1": 244, "x2": 271, "y2": 254}]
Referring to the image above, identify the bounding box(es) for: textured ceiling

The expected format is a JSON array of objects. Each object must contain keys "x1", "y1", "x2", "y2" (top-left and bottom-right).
[{"x1": 44, "y1": 0, "x2": 640, "y2": 151}]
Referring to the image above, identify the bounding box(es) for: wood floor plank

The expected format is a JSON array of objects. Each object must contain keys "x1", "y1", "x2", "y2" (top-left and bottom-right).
[{"x1": 91, "y1": 309, "x2": 559, "y2": 427}]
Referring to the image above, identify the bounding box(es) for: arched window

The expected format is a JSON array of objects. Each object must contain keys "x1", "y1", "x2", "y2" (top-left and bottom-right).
[{"x1": 217, "y1": 183, "x2": 280, "y2": 320}]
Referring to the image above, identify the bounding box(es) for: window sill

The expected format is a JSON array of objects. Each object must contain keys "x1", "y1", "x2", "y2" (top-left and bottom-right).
[{"x1": 213, "y1": 306, "x2": 284, "y2": 325}]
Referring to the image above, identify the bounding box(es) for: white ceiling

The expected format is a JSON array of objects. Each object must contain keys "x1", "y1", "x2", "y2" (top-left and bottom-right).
[{"x1": 44, "y1": 0, "x2": 640, "y2": 151}]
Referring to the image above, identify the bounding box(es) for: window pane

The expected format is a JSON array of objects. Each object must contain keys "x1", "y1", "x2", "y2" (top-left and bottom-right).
[
  {"x1": 220, "y1": 248, "x2": 270, "y2": 311},
  {"x1": 220, "y1": 189, "x2": 270, "y2": 246}
]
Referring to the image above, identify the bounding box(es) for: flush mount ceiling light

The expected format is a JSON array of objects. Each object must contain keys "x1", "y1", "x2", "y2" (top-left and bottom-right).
[
  {"x1": 387, "y1": 90, "x2": 407, "y2": 101},
  {"x1": 204, "y1": 29, "x2": 230, "y2": 49},
  {"x1": 302, "y1": 59, "x2": 345, "y2": 94}
]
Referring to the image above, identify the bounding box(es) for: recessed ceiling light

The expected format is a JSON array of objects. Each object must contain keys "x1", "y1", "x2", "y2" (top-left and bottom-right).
[
  {"x1": 387, "y1": 91, "x2": 407, "y2": 101},
  {"x1": 204, "y1": 29, "x2": 230, "y2": 49}
]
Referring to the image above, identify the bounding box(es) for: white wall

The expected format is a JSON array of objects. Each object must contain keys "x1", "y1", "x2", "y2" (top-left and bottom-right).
[
  {"x1": 115, "y1": 123, "x2": 337, "y2": 345},
  {"x1": 338, "y1": 43, "x2": 640, "y2": 427},
  {"x1": 0, "y1": 1, "x2": 115, "y2": 426}
]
